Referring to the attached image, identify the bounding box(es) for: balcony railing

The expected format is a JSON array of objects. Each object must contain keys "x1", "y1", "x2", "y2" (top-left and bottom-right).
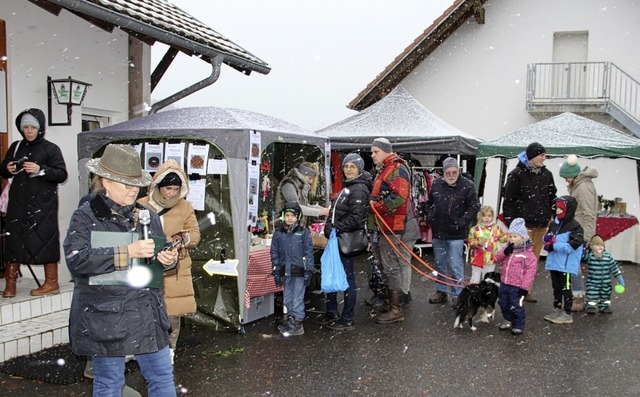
[{"x1": 526, "y1": 62, "x2": 640, "y2": 135}]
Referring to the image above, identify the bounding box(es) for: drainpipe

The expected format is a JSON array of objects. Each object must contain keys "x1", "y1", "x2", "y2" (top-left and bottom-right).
[{"x1": 149, "y1": 55, "x2": 222, "y2": 114}]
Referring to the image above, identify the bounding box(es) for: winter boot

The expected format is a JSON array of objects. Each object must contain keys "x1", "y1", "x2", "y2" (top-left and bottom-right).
[
  {"x1": 550, "y1": 311, "x2": 574, "y2": 324},
  {"x1": 375, "y1": 290, "x2": 405, "y2": 324},
  {"x1": 428, "y1": 291, "x2": 447, "y2": 304},
  {"x1": 30, "y1": 263, "x2": 60, "y2": 296},
  {"x1": 364, "y1": 294, "x2": 385, "y2": 308},
  {"x1": 586, "y1": 301, "x2": 597, "y2": 314},
  {"x1": 2, "y1": 263, "x2": 20, "y2": 298},
  {"x1": 571, "y1": 296, "x2": 585, "y2": 312},
  {"x1": 284, "y1": 319, "x2": 304, "y2": 336},
  {"x1": 544, "y1": 308, "x2": 562, "y2": 322}
]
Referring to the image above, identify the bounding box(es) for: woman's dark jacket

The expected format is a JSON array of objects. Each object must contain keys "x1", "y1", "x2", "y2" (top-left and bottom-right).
[
  {"x1": 63, "y1": 194, "x2": 171, "y2": 357},
  {"x1": 0, "y1": 108, "x2": 67, "y2": 264},
  {"x1": 324, "y1": 171, "x2": 372, "y2": 237}
]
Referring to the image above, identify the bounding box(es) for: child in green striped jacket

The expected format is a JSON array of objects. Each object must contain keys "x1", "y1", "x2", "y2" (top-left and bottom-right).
[{"x1": 583, "y1": 234, "x2": 625, "y2": 314}]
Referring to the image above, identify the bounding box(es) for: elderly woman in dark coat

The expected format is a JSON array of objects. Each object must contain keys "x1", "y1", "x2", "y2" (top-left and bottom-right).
[
  {"x1": 1, "y1": 108, "x2": 67, "y2": 298},
  {"x1": 63, "y1": 144, "x2": 178, "y2": 397}
]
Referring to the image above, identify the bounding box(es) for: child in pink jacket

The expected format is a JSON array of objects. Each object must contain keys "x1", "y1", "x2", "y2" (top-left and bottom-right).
[{"x1": 495, "y1": 218, "x2": 537, "y2": 336}]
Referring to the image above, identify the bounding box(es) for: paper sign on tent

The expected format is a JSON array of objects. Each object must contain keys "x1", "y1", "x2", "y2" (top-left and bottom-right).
[{"x1": 203, "y1": 259, "x2": 239, "y2": 277}]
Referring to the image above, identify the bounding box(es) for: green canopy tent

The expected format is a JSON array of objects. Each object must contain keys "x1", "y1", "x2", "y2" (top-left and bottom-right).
[{"x1": 474, "y1": 112, "x2": 640, "y2": 216}]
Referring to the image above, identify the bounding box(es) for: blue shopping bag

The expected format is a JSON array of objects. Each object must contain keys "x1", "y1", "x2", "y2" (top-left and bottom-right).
[{"x1": 320, "y1": 229, "x2": 349, "y2": 293}]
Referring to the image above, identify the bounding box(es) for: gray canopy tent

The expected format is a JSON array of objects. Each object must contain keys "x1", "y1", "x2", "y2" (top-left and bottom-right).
[
  {"x1": 474, "y1": 112, "x2": 640, "y2": 216},
  {"x1": 77, "y1": 106, "x2": 329, "y2": 330},
  {"x1": 318, "y1": 85, "x2": 482, "y2": 155}
]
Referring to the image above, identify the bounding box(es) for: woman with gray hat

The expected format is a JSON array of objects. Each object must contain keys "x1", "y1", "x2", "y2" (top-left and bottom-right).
[
  {"x1": 275, "y1": 161, "x2": 329, "y2": 226},
  {"x1": 63, "y1": 144, "x2": 178, "y2": 397},
  {"x1": 318, "y1": 153, "x2": 372, "y2": 331},
  {"x1": 1, "y1": 108, "x2": 67, "y2": 298}
]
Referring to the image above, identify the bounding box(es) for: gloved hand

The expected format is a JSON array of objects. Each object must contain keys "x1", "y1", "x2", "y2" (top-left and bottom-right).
[
  {"x1": 503, "y1": 243, "x2": 514, "y2": 256},
  {"x1": 518, "y1": 288, "x2": 528, "y2": 297},
  {"x1": 272, "y1": 267, "x2": 283, "y2": 288},
  {"x1": 543, "y1": 234, "x2": 556, "y2": 244},
  {"x1": 544, "y1": 242, "x2": 554, "y2": 252},
  {"x1": 304, "y1": 271, "x2": 313, "y2": 287},
  {"x1": 617, "y1": 274, "x2": 625, "y2": 287}
]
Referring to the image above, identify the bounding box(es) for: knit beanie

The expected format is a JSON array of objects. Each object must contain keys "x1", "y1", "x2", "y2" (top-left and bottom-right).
[
  {"x1": 371, "y1": 137, "x2": 393, "y2": 153},
  {"x1": 526, "y1": 142, "x2": 546, "y2": 160},
  {"x1": 157, "y1": 172, "x2": 182, "y2": 188},
  {"x1": 442, "y1": 157, "x2": 459, "y2": 172},
  {"x1": 508, "y1": 218, "x2": 529, "y2": 240},
  {"x1": 559, "y1": 154, "x2": 581, "y2": 178},
  {"x1": 589, "y1": 234, "x2": 604, "y2": 248},
  {"x1": 342, "y1": 153, "x2": 364, "y2": 174},
  {"x1": 297, "y1": 163, "x2": 317, "y2": 177},
  {"x1": 20, "y1": 113, "x2": 40, "y2": 130}
]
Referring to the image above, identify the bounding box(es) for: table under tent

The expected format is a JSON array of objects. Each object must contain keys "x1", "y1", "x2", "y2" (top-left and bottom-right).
[
  {"x1": 474, "y1": 112, "x2": 640, "y2": 262},
  {"x1": 318, "y1": 85, "x2": 482, "y2": 249},
  {"x1": 77, "y1": 106, "x2": 330, "y2": 330}
]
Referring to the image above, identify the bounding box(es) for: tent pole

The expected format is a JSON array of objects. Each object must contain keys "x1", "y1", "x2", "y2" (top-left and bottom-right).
[{"x1": 497, "y1": 158, "x2": 508, "y2": 218}]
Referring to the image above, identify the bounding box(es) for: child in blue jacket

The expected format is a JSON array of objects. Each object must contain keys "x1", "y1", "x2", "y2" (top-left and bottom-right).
[
  {"x1": 543, "y1": 195, "x2": 584, "y2": 325},
  {"x1": 271, "y1": 202, "x2": 314, "y2": 336}
]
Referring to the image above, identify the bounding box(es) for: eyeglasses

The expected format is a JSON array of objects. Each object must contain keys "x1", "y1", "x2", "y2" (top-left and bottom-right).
[
  {"x1": 343, "y1": 164, "x2": 359, "y2": 170},
  {"x1": 121, "y1": 182, "x2": 139, "y2": 190}
]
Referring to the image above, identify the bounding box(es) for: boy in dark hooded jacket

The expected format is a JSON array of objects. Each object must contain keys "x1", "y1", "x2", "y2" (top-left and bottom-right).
[
  {"x1": 271, "y1": 202, "x2": 314, "y2": 336},
  {"x1": 542, "y1": 196, "x2": 584, "y2": 324}
]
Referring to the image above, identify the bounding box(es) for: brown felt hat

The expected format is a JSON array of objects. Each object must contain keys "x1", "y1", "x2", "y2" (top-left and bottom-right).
[{"x1": 86, "y1": 144, "x2": 152, "y2": 187}]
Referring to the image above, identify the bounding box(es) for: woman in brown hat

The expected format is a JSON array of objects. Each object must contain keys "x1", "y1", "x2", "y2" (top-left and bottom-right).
[{"x1": 63, "y1": 144, "x2": 178, "y2": 396}]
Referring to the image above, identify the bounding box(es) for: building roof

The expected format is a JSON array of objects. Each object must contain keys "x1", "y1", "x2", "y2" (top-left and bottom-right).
[
  {"x1": 348, "y1": 0, "x2": 483, "y2": 111},
  {"x1": 32, "y1": 0, "x2": 270, "y2": 75}
]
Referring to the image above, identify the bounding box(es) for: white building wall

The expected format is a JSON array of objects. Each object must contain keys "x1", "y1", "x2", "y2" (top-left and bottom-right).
[
  {"x1": 401, "y1": 0, "x2": 640, "y2": 219},
  {"x1": 2, "y1": 1, "x2": 139, "y2": 280},
  {"x1": 404, "y1": 0, "x2": 640, "y2": 139}
]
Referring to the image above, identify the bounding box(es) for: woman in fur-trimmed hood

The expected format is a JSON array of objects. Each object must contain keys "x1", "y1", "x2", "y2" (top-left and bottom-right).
[{"x1": 138, "y1": 159, "x2": 201, "y2": 355}]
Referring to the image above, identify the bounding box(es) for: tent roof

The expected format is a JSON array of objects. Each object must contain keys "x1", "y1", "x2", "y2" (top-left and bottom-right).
[
  {"x1": 476, "y1": 112, "x2": 640, "y2": 160},
  {"x1": 78, "y1": 107, "x2": 323, "y2": 159},
  {"x1": 317, "y1": 85, "x2": 482, "y2": 155}
]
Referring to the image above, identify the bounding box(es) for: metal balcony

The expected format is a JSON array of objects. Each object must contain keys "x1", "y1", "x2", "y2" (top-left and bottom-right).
[{"x1": 526, "y1": 62, "x2": 640, "y2": 137}]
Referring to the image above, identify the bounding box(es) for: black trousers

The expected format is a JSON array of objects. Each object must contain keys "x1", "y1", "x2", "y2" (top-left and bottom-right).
[{"x1": 550, "y1": 270, "x2": 573, "y2": 313}]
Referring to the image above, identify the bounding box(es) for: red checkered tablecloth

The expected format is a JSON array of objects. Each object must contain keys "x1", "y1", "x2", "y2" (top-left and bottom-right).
[{"x1": 245, "y1": 248, "x2": 283, "y2": 308}]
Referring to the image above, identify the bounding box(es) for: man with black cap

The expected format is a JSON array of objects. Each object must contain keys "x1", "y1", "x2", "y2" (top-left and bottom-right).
[
  {"x1": 502, "y1": 142, "x2": 557, "y2": 303},
  {"x1": 369, "y1": 137, "x2": 411, "y2": 324}
]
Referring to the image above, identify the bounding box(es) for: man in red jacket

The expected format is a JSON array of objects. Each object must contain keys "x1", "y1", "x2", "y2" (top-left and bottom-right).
[{"x1": 369, "y1": 138, "x2": 411, "y2": 324}]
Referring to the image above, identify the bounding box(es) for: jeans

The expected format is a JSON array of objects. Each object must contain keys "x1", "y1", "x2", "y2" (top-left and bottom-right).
[
  {"x1": 326, "y1": 254, "x2": 357, "y2": 322},
  {"x1": 92, "y1": 346, "x2": 175, "y2": 397},
  {"x1": 571, "y1": 264, "x2": 585, "y2": 296},
  {"x1": 432, "y1": 238, "x2": 465, "y2": 297},
  {"x1": 283, "y1": 276, "x2": 306, "y2": 321}
]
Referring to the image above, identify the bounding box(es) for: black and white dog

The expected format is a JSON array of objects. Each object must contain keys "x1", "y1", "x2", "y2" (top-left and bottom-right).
[{"x1": 453, "y1": 271, "x2": 501, "y2": 331}]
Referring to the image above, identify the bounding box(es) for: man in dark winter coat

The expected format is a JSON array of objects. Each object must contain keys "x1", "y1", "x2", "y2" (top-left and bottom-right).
[
  {"x1": 426, "y1": 157, "x2": 479, "y2": 308},
  {"x1": 502, "y1": 142, "x2": 557, "y2": 303},
  {"x1": 0, "y1": 108, "x2": 67, "y2": 298}
]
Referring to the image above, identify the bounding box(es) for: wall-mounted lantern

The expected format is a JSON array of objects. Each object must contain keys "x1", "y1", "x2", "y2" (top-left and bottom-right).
[{"x1": 47, "y1": 76, "x2": 91, "y2": 126}]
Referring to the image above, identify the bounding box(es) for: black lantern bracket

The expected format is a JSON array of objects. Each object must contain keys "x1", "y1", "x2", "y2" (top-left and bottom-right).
[{"x1": 47, "y1": 75, "x2": 92, "y2": 126}]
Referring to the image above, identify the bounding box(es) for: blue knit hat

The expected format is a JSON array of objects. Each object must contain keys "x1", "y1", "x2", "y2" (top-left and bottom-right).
[{"x1": 508, "y1": 218, "x2": 529, "y2": 240}]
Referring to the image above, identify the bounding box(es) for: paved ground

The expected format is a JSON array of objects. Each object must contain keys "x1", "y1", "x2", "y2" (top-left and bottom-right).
[{"x1": 1, "y1": 251, "x2": 639, "y2": 397}]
